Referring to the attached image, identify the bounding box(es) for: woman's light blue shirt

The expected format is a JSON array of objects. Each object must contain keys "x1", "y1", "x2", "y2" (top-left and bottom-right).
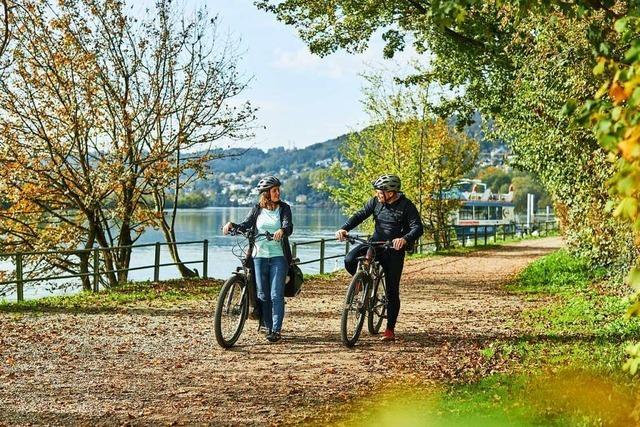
[{"x1": 254, "y1": 207, "x2": 284, "y2": 258}]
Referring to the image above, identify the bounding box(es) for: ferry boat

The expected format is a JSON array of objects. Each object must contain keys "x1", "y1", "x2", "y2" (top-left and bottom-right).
[{"x1": 449, "y1": 179, "x2": 516, "y2": 236}]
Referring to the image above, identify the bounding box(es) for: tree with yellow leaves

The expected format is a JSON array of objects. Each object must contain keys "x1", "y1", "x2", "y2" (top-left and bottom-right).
[
  {"x1": 0, "y1": 0, "x2": 255, "y2": 288},
  {"x1": 327, "y1": 72, "x2": 478, "y2": 249}
]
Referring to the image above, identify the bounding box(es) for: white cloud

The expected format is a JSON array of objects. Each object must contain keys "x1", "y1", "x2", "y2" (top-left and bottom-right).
[
  {"x1": 270, "y1": 39, "x2": 427, "y2": 81},
  {"x1": 271, "y1": 48, "x2": 349, "y2": 79}
]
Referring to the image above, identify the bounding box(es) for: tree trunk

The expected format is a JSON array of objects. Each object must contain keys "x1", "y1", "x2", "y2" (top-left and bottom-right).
[{"x1": 79, "y1": 229, "x2": 96, "y2": 291}]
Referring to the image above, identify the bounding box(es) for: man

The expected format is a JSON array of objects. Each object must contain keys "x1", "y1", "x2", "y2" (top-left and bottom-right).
[{"x1": 335, "y1": 174, "x2": 423, "y2": 342}]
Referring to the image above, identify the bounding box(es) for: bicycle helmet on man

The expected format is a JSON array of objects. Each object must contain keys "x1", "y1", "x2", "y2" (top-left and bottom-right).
[
  {"x1": 372, "y1": 174, "x2": 401, "y2": 192},
  {"x1": 257, "y1": 175, "x2": 281, "y2": 193}
]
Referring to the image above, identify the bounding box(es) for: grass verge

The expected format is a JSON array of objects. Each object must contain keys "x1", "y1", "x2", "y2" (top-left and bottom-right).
[{"x1": 0, "y1": 278, "x2": 223, "y2": 313}]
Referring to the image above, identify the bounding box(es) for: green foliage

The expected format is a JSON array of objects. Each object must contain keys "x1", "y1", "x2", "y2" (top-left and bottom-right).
[
  {"x1": 327, "y1": 72, "x2": 478, "y2": 243},
  {"x1": 476, "y1": 167, "x2": 511, "y2": 193},
  {"x1": 256, "y1": 0, "x2": 637, "y2": 271},
  {"x1": 475, "y1": 167, "x2": 553, "y2": 212}
]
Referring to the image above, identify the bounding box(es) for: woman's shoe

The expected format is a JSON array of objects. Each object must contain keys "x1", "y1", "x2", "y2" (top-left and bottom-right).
[
  {"x1": 259, "y1": 326, "x2": 271, "y2": 336},
  {"x1": 267, "y1": 332, "x2": 281, "y2": 343}
]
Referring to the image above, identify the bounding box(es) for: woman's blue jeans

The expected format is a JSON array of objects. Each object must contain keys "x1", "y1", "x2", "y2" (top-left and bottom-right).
[{"x1": 254, "y1": 256, "x2": 288, "y2": 333}]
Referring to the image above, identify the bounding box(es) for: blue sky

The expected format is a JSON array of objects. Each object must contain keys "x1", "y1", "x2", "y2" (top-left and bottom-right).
[{"x1": 135, "y1": 0, "x2": 420, "y2": 150}]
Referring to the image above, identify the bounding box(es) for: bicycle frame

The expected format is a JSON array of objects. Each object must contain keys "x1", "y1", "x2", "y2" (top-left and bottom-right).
[
  {"x1": 228, "y1": 228, "x2": 273, "y2": 319},
  {"x1": 349, "y1": 235, "x2": 389, "y2": 279}
]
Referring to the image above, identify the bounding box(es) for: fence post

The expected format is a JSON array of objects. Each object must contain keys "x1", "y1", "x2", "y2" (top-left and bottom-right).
[
  {"x1": 484, "y1": 226, "x2": 488, "y2": 246},
  {"x1": 292, "y1": 242, "x2": 297, "y2": 259},
  {"x1": 203, "y1": 240, "x2": 208, "y2": 279},
  {"x1": 16, "y1": 253, "x2": 23, "y2": 302},
  {"x1": 154, "y1": 242, "x2": 160, "y2": 282},
  {"x1": 474, "y1": 227, "x2": 478, "y2": 246},
  {"x1": 93, "y1": 248, "x2": 100, "y2": 292},
  {"x1": 319, "y1": 239, "x2": 325, "y2": 274}
]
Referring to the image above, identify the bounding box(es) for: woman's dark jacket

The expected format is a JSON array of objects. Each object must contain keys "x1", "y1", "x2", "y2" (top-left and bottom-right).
[{"x1": 233, "y1": 201, "x2": 294, "y2": 264}]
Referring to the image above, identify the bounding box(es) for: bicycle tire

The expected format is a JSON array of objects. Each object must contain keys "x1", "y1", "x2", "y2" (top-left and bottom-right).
[
  {"x1": 340, "y1": 271, "x2": 369, "y2": 347},
  {"x1": 214, "y1": 274, "x2": 249, "y2": 348},
  {"x1": 367, "y1": 268, "x2": 387, "y2": 335}
]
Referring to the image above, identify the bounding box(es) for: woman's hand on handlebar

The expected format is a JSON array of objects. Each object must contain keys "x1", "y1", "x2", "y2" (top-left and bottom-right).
[
  {"x1": 335, "y1": 229, "x2": 348, "y2": 241},
  {"x1": 222, "y1": 222, "x2": 235, "y2": 235},
  {"x1": 273, "y1": 228, "x2": 284, "y2": 241}
]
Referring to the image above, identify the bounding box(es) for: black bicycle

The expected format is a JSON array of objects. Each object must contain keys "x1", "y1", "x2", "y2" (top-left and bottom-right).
[
  {"x1": 340, "y1": 235, "x2": 391, "y2": 347},
  {"x1": 214, "y1": 227, "x2": 272, "y2": 348}
]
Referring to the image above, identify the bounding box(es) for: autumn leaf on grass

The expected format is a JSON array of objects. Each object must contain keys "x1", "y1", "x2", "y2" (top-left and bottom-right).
[{"x1": 610, "y1": 81, "x2": 628, "y2": 104}]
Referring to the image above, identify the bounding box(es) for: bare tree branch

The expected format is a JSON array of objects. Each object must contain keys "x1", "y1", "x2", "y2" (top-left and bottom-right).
[{"x1": 0, "y1": 0, "x2": 8, "y2": 58}]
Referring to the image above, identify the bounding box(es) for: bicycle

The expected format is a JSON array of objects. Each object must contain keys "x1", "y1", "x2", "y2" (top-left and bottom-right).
[
  {"x1": 214, "y1": 227, "x2": 273, "y2": 348},
  {"x1": 340, "y1": 234, "x2": 391, "y2": 347}
]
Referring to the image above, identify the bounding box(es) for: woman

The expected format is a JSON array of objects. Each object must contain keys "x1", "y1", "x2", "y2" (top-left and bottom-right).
[{"x1": 222, "y1": 176, "x2": 293, "y2": 343}]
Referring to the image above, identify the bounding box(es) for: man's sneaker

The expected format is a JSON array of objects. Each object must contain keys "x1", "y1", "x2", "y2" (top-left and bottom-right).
[
  {"x1": 267, "y1": 332, "x2": 281, "y2": 343},
  {"x1": 380, "y1": 328, "x2": 395, "y2": 342}
]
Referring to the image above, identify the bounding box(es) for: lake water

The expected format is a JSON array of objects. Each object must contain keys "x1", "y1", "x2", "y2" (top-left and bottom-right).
[{"x1": 1, "y1": 207, "x2": 357, "y2": 301}]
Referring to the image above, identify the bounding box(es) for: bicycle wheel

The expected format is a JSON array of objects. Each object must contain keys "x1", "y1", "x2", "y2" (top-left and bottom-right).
[
  {"x1": 340, "y1": 271, "x2": 369, "y2": 347},
  {"x1": 367, "y1": 268, "x2": 387, "y2": 335},
  {"x1": 214, "y1": 274, "x2": 249, "y2": 348}
]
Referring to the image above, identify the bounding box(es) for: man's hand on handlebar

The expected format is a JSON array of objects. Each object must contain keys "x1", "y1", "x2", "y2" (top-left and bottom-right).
[
  {"x1": 392, "y1": 238, "x2": 407, "y2": 251},
  {"x1": 335, "y1": 229, "x2": 348, "y2": 241}
]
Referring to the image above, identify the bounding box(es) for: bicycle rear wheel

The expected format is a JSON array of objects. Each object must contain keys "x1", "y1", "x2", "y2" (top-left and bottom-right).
[
  {"x1": 340, "y1": 271, "x2": 369, "y2": 347},
  {"x1": 367, "y1": 268, "x2": 387, "y2": 335},
  {"x1": 214, "y1": 274, "x2": 249, "y2": 348}
]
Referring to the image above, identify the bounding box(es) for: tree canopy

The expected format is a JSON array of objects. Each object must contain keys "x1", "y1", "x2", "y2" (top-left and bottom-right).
[
  {"x1": 0, "y1": 0, "x2": 255, "y2": 287},
  {"x1": 257, "y1": 0, "x2": 639, "y2": 267}
]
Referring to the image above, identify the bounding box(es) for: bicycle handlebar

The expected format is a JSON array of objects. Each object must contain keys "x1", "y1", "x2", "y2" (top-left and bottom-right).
[
  {"x1": 222, "y1": 226, "x2": 273, "y2": 241},
  {"x1": 344, "y1": 234, "x2": 392, "y2": 248}
]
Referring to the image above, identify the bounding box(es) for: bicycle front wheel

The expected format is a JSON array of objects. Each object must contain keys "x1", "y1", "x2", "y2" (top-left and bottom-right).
[
  {"x1": 367, "y1": 268, "x2": 387, "y2": 335},
  {"x1": 214, "y1": 274, "x2": 249, "y2": 348},
  {"x1": 340, "y1": 271, "x2": 369, "y2": 347}
]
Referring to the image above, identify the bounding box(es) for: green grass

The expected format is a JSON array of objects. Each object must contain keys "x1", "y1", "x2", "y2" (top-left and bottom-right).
[
  {"x1": 510, "y1": 249, "x2": 606, "y2": 294},
  {"x1": 0, "y1": 278, "x2": 223, "y2": 313}
]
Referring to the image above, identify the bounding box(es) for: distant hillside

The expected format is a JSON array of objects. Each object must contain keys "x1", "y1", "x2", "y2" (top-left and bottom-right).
[
  {"x1": 208, "y1": 134, "x2": 348, "y2": 175},
  {"x1": 177, "y1": 114, "x2": 507, "y2": 207}
]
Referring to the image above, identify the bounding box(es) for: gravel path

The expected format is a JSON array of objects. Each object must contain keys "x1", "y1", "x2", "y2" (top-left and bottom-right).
[{"x1": 0, "y1": 237, "x2": 563, "y2": 426}]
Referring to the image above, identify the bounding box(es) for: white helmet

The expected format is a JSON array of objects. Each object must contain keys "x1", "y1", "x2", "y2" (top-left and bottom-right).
[
  {"x1": 372, "y1": 174, "x2": 401, "y2": 192},
  {"x1": 257, "y1": 175, "x2": 281, "y2": 193}
]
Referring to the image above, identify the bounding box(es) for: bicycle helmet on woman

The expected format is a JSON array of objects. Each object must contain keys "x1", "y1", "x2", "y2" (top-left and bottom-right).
[
  {"x1": 372, "y1": 174, "x2": 401, "y2": 192},
  {"x1": 256, "y1": 175, "x2": 281, "y2": 193}
]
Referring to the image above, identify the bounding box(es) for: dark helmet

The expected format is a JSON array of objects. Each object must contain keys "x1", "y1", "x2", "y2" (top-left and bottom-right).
[
  {"x1": 257, "y1": 175, "x2": 281, "y2": 193},
  {"x1": 372, "y1": 174, "x2": 401, "y2": 192}
]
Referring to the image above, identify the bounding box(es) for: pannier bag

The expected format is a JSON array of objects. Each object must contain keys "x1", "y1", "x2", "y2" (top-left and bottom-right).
[{"x1": 284, "y1": 259, "x2": 304, "y2": 297}]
